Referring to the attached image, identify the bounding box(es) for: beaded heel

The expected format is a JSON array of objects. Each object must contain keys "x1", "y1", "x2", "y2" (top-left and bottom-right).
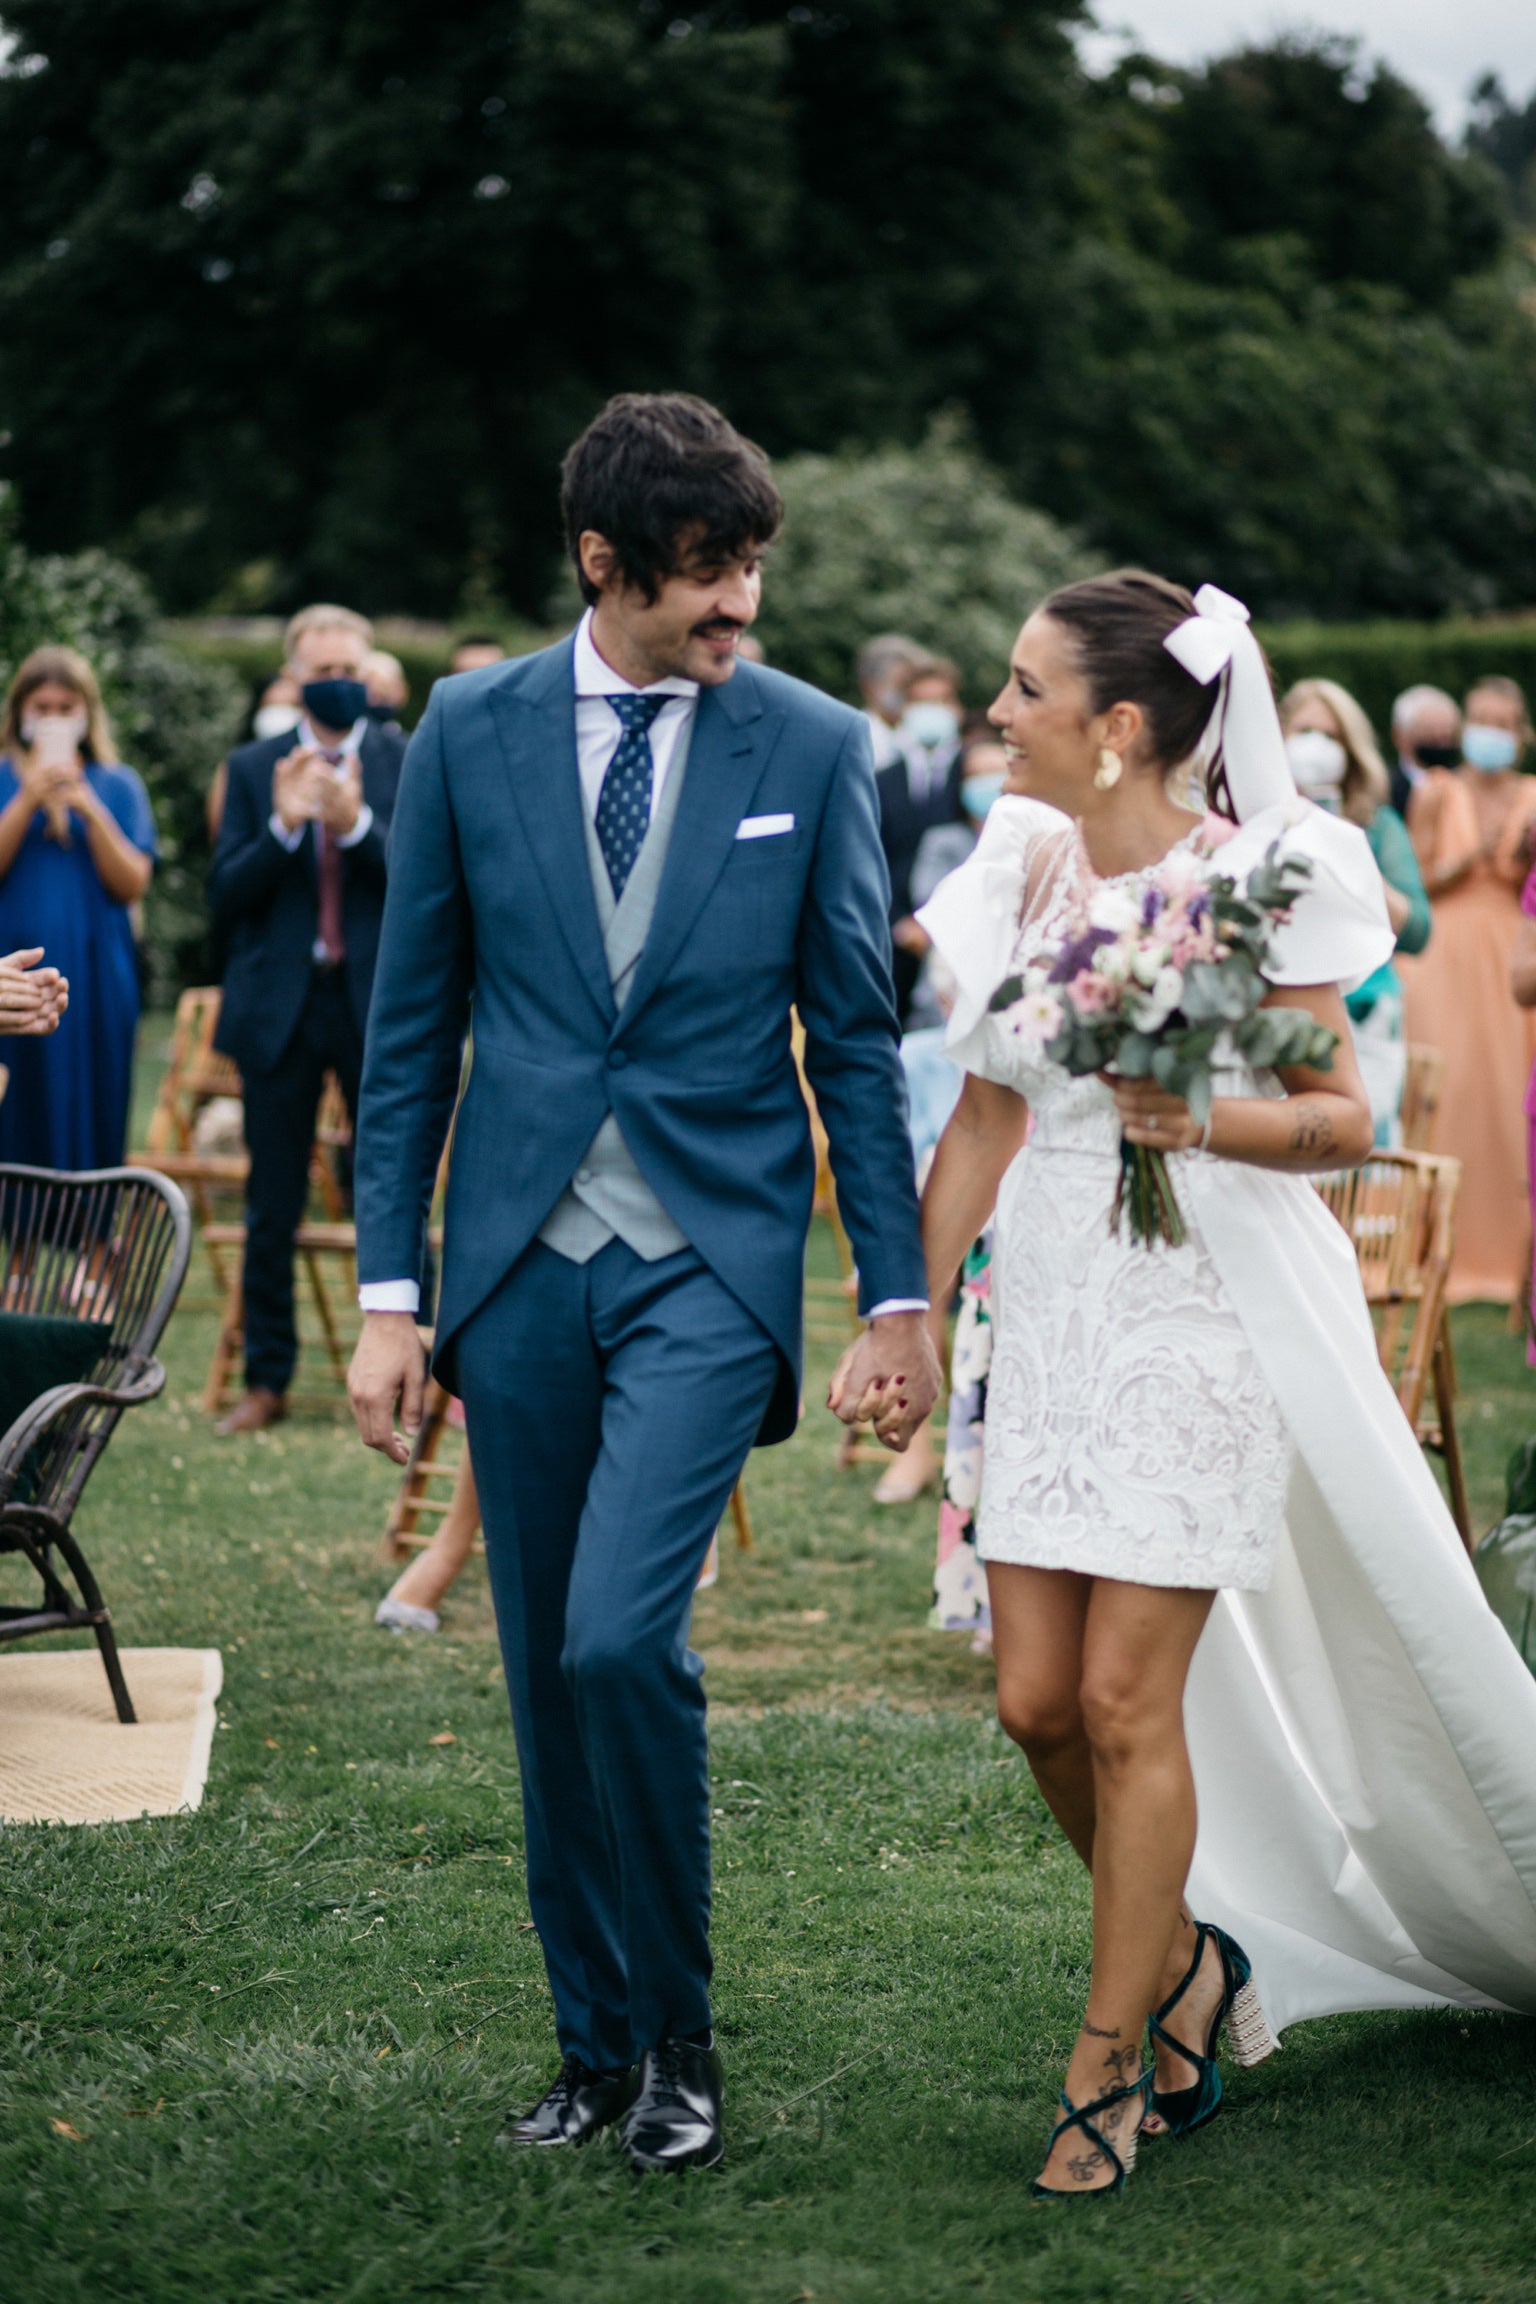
[
  {"x1": 1150, "y1": 1921, "x2": 1276, "y2": 2138},
  {"x1": 1029, "y1": 2065, "x2": 1153, "y2": 2201}
]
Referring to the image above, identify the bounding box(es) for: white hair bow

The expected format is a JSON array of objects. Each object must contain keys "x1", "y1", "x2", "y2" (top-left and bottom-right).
[{"x1": 1163, "y1": 582, "x2": 1296, "y2": 823}]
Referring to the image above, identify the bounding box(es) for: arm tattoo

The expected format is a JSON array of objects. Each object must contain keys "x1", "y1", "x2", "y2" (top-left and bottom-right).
[{"x1": 1288, "y1": 1098, "x2": 1337, "y2": 1157}]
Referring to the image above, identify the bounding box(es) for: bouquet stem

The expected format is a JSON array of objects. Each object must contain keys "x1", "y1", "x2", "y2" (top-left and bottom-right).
[{"x1": 1112, "y1": 1138, "x2": 1188, "y2": 1250}]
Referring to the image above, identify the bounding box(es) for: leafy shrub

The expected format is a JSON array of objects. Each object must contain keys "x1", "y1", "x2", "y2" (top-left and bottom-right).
[
  {"x1": 1260, "y1": 614, "x2": 1536, "y2": 751},
  {"x1": 0, "y1": 488, "x2": 243, "y2": 1000},
  {"x1": 751, "y1": 419, "x2": 1102, "y2": 706}
]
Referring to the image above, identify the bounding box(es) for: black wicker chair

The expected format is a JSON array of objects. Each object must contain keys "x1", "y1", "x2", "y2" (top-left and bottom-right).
[{"x1": 0, "y1": 1166, "x2": 191, "y2": 1723}]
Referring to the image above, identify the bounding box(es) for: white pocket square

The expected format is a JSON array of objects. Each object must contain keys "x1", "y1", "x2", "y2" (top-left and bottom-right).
[{"x1": 736, "y1": 813, "x2": 795, "y2": 840}]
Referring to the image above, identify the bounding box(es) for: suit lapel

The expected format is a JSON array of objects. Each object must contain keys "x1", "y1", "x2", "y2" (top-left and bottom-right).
[
  {"x1": 620, "y1": 671, "x2": 775, "y2": 1029},
  {"x1": 488, "y1": 645, "x2": 615, "y2": 1027}
]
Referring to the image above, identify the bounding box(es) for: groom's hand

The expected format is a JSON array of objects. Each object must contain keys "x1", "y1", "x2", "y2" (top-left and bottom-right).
[
  {"x1": 348, "y1": 1311, "x2": 427, "y2": 1464},
  {"x1": 827, "y1": 1310, "x2": 941, "y2": 1452}
]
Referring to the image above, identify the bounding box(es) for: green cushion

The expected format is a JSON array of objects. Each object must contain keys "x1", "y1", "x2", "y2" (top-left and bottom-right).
[{"x1": 0, "y1": 1310, "x2": 112, "y2": 1501}]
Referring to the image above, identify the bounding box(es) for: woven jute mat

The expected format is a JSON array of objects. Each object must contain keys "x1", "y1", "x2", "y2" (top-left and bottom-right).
[{"x1": 0, "y1": 1647, "x2": 223, "y2": 1825}]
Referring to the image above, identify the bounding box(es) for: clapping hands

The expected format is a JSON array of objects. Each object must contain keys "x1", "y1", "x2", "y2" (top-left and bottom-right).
[
  {"x1": 0, "y1": 948, "x2": 68, "y2": 1036},
  {"x1": 272, "y1": 746, "x2": 363, "y2": 837}
]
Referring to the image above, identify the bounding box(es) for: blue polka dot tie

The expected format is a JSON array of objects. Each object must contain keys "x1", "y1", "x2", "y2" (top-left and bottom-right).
[{"x1": 595, "y1": 694, "x2": 667, "y2": 901}]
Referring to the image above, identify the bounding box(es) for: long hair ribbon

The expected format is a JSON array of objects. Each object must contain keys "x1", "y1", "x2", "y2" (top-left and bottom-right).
[{"x1": 1164, "y1": 583, "x2": 1295, "y2": 824}]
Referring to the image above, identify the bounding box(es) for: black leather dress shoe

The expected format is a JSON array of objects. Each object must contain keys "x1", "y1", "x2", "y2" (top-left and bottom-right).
[
  {"x1": 621, "y1": 2034, "x2": 724, "y2": 2172},
  {"x1": 496, "y1": 2055, "x2": 638, "y2": 2147}
]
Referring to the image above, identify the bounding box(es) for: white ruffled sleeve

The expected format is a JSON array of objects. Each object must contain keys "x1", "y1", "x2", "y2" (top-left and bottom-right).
[
  {"x1": 1215, "y1": 801, "x2": 1395, "y2": 993},
  {"x1": 914, "y1": 796, "x2": 1070, "y2": 1077}
]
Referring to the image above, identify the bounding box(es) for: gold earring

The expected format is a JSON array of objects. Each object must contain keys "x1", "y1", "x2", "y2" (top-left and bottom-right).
[{"x1": 1094, "y1": 747, "x2": 1123, "y2": 791}]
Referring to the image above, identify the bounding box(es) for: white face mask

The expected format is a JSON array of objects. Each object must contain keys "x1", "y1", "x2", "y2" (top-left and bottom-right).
[
  {"x1": 21, "y1": 707, "x2": 89, "y2": 750},
  {"x1": 1286, "y1": 729, "x2": 1348, "y2": 798},
  {"x1": 903, "y1": 700, "x2": 960, "y2": 750},
  {"x1": 253, "y1": 703, "x2": 304, "y2": 742}
]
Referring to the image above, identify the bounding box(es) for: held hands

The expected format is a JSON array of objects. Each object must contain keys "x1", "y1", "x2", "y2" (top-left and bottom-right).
[
  {"x1": 348, "y1": 1312, "x2": 427, "y2": 1466},
  {"x1": 1101, "y1": 1073, "x2": 1202, "y2": 1152},
  {"x1": 827, "y1": 1309, "x2": 942, "y2": 1453},
  {"x1": 0, "y1": 949, "x2": 68, "y2": 1035}
]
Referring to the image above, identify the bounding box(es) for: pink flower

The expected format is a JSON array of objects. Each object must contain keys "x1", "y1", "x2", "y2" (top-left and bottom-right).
[{"x1": 1068, "y1": 969, "x2": 1117, "y2": 1014}]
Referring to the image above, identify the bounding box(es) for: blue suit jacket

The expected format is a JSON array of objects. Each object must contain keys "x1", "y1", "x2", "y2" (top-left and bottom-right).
[
  {"x1": 209, "y1": 723, "x2": 404, "y2": 1074},
  {"x1": 353, "y1": 637, "x2": 927, "y2": 1444}
]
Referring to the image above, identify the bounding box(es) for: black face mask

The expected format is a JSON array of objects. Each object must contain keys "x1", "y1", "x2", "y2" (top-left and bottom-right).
[
  {"x1": 301, "y1": 676, "x2": 368, "y2": 731},
  {"x1": 1413, "y1": 743, "x2": 1462, "y2": 770}
]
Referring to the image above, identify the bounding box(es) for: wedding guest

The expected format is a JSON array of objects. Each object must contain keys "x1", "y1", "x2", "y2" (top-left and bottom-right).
[
  {"x1": 1511, "y1": 860, "x2": 1536, "y2": 1360},
  {"x1": 376, "y1": 1451, "x2": 482, "y2": 1634},
  {"x1": 881, "y1": 654, "x2": 967, "y2": 1022},
  {"x1": 363, "y1": 650, "x2": 410, "y2": 728},
  {"x1": 0, "y1": 647, "x2": 156, "y2": 1169},
  {"x1": 210, "y1": 673, "x2": 306, "y2": 842},
  {"x1": 209, "y1": 604, "x2": 405, "y2": 1432},
  {"x1": 1399, "y1": 676, "x2": 1536, "y2": 1300},
  {"x1": 1281, "y1": 679, "x2": 1429, "y2": 1144},
  {"x1": 856, "y1": 632, "x2": 924, "y2": 773},
  {"x1": 1389, "y1": 684, "x2": 1462, "y2": 819},
  {"x1": 879, "y1": 737, "x2": 1013, "y2": 1507},
  {"x1": 450, "y1": 635, "x2": 506, "y2": 675},
  {"x1": 736, "y1": 633, "x2": 767, "y2": 665}
]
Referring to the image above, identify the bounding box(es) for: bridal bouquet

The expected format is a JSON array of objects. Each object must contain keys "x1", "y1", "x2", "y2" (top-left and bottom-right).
[{"x1": 989, "y1": 838, "x2": 1339, "y2": 1248}]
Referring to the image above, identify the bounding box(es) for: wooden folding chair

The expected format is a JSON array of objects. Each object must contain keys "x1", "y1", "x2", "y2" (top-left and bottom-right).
[
  {"x1": 133, "y1": 986, "x2": 249, "y2": 1299},
  {"x1": 1399, "y1": 1044, "x2": 1445, "y2": 1154},
  {"x1": 1314, "y1": 1150, "x2": 1473, "y2": 1549}
]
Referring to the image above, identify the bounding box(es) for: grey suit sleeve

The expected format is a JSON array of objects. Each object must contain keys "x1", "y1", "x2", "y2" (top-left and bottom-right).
[{"x1": 353, "y1": 689, "x2": 473, "y2": 1289}]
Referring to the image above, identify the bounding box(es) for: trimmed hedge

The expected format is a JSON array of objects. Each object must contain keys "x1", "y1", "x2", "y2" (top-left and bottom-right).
[
  {"x1": 1259, "y1": 615, "x2": 1536, "y2": 750},
  {"x1": 167, "y1": 609, "x2": 1536, "y2": 764}
]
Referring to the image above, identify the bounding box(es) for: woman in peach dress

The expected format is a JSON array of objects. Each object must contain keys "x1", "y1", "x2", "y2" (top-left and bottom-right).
[{"x1": 1399, "y1": 678, "x2": 1536, "y2": 1302}]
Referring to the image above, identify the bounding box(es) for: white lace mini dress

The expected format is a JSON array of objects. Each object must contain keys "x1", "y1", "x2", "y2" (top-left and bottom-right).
[{"x1": 923, "y1": 804, "x2": 1292, "y2": 1593}]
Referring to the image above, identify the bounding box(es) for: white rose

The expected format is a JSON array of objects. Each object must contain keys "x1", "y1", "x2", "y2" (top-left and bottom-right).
[
  {"x1": 1131, "y1": 942, "x2": 1169, "y2": 987},
  {"x1": 1136, "y1": 964, "x2": 1185, "y2": 1031},
  {"x1": 1097, "y1": 943, "x2": 1133, "y2": 984},
  {"x1": 1087, "y1": 885, "x2": 1142, "y2": 935}
]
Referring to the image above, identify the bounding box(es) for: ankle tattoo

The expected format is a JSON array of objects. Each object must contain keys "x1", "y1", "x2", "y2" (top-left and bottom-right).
[{"x1": 1082, "y1": 2021, "x2": 1121, "y2": 2040}]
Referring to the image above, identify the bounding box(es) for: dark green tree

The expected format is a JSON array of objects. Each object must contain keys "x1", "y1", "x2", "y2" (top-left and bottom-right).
[{"x1": 0, "y1": 0, "x2": 1084, "y2": 616}]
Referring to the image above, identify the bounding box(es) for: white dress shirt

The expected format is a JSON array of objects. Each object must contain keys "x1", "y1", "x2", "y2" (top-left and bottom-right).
[{"x1": 359, "y1": 619, "x2": 926, "y2": 1317}]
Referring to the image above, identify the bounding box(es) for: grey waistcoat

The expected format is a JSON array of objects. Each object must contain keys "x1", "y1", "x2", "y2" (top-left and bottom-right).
[{"x1": 535, "y1": 729, "x2": 693, "y2": 1266}]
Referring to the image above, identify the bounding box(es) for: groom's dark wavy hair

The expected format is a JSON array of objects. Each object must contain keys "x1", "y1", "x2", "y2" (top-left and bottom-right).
[
  {"x1": 562, "y1": 393, "x2": 783, "y2": 608},
  {"x1": 1040, "y1": 569, "x2": 1237, "y2": 817}
]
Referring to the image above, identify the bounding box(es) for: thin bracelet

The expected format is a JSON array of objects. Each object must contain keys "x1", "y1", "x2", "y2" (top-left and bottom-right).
[{"x1": 1197, "y1": 1113, "x2": 1214, "y2": 1154}]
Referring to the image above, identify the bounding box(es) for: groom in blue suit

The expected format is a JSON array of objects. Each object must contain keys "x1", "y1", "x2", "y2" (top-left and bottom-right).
[{"x1": 349, "y1": 394, "x2": 936, "y2": 2170}]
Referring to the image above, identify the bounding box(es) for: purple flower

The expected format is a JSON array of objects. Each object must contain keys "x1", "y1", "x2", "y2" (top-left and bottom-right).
[
  {"x1": 1140, "y1": 885, "x2": 1164, "y2": 929},
  {"x1": 1046, "y1": 925, "x2": 1116, "y2": 985}
]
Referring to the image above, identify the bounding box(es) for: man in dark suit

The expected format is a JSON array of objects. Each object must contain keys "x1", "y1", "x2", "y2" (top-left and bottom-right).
[
  {"x1": 209, "y1": 604, "x2": 404, "y2": 1433},
  {"x1": 874, "y1": 652, "x2": 965, "y2": 1021},
  {"x1": 347, "y1": 395, "x2": 937, "y2": 2171}
]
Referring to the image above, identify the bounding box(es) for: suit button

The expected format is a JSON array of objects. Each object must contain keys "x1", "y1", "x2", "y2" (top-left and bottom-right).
[
  {"x1": 575, "y1": 1167, "x2": 593, "y2": 1185},
  {"x1": 607, "y1": 1048, "x2": 628, "y2": 1069}
]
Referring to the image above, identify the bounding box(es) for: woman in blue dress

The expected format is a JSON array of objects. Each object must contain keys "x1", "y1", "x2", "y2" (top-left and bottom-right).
[{"x1": 0, "y1": 646, "x2": 157, "y2": 1168}]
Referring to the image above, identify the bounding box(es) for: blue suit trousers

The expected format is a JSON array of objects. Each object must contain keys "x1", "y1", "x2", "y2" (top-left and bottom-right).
[{"x1": 455, "y1": 1237, "x2": 780, "y2": 2069}]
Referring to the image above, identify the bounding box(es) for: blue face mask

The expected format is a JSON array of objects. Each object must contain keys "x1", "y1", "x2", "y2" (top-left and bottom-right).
[
  {"x1": 1462, "y1": 724, "x2": 1520, "y2": 774},
  {"x1": 962, "y1": 772, "x2": 1004, "y2": 821},
  {"x1": 301, "y1": 677, "x2": 368, "y2": 732}
]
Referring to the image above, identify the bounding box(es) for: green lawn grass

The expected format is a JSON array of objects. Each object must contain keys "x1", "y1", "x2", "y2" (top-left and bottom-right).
[{"x1": 3, "y1": 1028, "x2": 1535, "y2": 2301}]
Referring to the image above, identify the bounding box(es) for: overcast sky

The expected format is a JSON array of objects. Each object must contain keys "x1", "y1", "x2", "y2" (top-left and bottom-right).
[{"x1": 1080, "y1": 2, "x2": 1536, "y2": 132}]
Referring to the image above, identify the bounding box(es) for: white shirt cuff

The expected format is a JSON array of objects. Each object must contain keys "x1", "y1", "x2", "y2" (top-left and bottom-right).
[
  {"x1": 358, "y1": 1280, "x2": 421, "y2": 1314},
  {"x1": 268, "y1": 812, "x2": 305, "y2": 851},
  {"x1": 335, "y1": 802, "x2": 374, "y2": 849},
  {"x1": 867, "y1": 1298, "x2": 930, "y2": 1318}
]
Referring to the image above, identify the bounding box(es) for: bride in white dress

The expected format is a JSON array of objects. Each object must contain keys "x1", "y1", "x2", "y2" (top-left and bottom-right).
[{"x1": 916, "y1": 571, "x2": 1536, "y2": 2199}]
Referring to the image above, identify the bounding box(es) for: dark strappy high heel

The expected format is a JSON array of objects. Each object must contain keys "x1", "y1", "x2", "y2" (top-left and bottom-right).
[
  {"x1": 1149, "y1": 1921, "x2": 1277, "y2": 2138},
  {"x1": 1029, "y1": 2064, "x2": 1153, "y2": 2200}
]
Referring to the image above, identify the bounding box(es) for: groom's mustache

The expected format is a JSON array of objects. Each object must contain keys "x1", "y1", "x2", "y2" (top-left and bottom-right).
[{"x1": 691, "y1": 617, "x2": 745, "y2": 640}]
